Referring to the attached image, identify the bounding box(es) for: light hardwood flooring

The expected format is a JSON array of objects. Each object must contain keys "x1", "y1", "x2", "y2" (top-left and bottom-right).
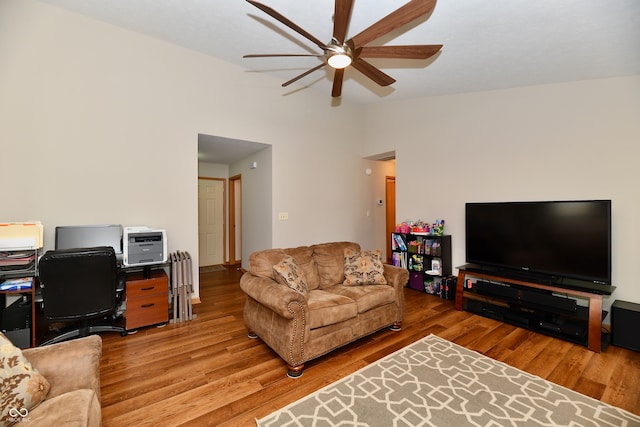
[{"x1": 99, "y1": 266, "x2": 640, "y2": 426}]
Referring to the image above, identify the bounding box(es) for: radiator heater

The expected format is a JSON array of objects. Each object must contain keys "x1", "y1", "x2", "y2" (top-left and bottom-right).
[{"x1": 170, "y1": 251, "x2": 193, "y2": 323}]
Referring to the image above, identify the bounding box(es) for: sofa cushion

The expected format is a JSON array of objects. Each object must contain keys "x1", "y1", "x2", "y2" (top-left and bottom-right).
[
  {"x1": 313, "y1": 242, "x2": 360, "y2": 289},
  {"x1": 0, "y1": 333, "x2": 50, "y2": 426},
  {"x1": 26, "y1": 388, "x2": 101, "y2": 427},
  {"x1": 273, "y1": 256, "x2": 308, "y2": 297},
  {"x1": 284, "y1": 246, "x2": 320, "y2": 290},
  {"x1": 248, "y1": 249, "x2": 287, "y2": 279},
  {"x1": 326, "y1": 284, "x2": 396, "y2": 314},
  {"x1": 249, "y1": 246, "x2": 320, "y2": 290},
  {"x1": 343, "y1": 249, "x2": 387, "y2": 286},
  {"x1": 307, "y1": 290, "x2": 358, "y2": 329}
]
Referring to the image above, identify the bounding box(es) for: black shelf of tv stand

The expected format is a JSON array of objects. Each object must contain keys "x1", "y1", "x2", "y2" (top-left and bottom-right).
[
  {"x1": 463, "y1": 291, "x2": 609, "y2": 348},
  {"x1": 455, "y1": 265, "x2": 612, "y2": 352}
]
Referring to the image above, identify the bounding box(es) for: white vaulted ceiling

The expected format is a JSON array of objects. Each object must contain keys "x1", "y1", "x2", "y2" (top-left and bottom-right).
[{"x1": 39, "y1": 0, "x2": 640, "y2": 105}]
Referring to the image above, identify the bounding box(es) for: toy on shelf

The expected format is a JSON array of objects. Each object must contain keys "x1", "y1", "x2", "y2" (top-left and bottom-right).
[
  {"x1": 395, "y1": 219, "x2": 445, "y2": 236},
  {"x1": 395, "y1": 222, "x2": 411, "y2": 233},
  {"x1": 432, "y1": 219, "x2": 445, "y2": 236}
]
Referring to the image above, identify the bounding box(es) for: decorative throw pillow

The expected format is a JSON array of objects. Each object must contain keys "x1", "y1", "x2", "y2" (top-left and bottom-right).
[
  {"x1": 273, "y1": 255, "x2": 308, "y2": 297},
  {"x1": 344, "y1": 249, "x2": 387, "y2": 286},
  {"x1": 0, "y1": 333, "x2": 50, "y2": 426}
]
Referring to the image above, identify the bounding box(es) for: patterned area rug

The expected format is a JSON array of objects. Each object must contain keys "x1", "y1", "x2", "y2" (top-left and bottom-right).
[{"x1": 257, "y1": 334, "x2": 640, "y2": 427}]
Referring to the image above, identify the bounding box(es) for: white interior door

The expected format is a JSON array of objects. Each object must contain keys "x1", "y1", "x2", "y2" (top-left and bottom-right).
[{"x1": 198, "y1": 178, "x2": 224, "y2": 266}]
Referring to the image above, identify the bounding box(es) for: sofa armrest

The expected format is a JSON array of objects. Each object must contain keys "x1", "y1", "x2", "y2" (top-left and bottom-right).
[
  {"x1": 240, "y1": 273, "x2": 307, "y2": 319},
  {"x1": 384, "y1": 264, "x2": 409, "y2": 322},
  {"x1": 23, "y1": 335, "x2": 102, "y2": 401}
]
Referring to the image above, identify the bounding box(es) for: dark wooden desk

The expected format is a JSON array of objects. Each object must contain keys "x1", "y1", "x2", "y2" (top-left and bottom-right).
[{"x1": 0, "y1": 285, "x2": 37, "y2": 348}]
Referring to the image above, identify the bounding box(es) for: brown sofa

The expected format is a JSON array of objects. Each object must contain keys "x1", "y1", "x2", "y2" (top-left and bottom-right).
[
  {"x1": 22, "y1": 335, "x2": 103, "y2": 426},
  {"x1": 240, "y1": 242, "x2": 409, "y2": 377}
]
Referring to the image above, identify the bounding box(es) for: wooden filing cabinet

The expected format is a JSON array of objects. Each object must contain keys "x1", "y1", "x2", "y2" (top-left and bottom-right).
[{"x1": 125, "y1": 270, "x2": 168, "y2": 331}]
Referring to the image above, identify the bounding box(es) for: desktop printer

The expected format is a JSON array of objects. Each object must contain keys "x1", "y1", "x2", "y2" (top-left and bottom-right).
[{"x1": 123, "y1": 227, "x2": 167, "y2": 267}]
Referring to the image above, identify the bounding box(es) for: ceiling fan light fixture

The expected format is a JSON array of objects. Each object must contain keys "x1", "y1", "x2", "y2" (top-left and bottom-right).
[
  {"x1": 326, "y1": 43, "x2": 352, "y2": 69},
  {"x1": 328, "y1": 53, "x2": 352, "y2": 69}
]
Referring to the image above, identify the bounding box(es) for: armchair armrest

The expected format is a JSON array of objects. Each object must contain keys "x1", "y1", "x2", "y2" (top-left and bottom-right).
[
  {"x1": 384, "y1": 264, "x2": 409, "y2": 322},
  {"x1": 23, "y1": 335, "x2": 102, "y2": 401},
  {"x1": 239, "y1": 273, "x2": 307, "y2": 319}
]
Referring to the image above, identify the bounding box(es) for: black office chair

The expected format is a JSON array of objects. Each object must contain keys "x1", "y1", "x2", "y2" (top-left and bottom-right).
[{"x1": 38, "y1": 246, "x2": 126, "y2": 346}]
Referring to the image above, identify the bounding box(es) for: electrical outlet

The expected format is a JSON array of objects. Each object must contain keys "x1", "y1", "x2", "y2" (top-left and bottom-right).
[{"x1": 278, "y1": 212, "x2": 289, "y2": 221}]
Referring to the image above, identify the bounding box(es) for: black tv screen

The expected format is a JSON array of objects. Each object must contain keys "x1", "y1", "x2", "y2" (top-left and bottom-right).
[{"x1": 465, "y1": 200, "x2": 611, "y2": 286}]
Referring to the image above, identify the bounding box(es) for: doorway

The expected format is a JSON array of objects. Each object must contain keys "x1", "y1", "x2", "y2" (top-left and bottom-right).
[
  {"x1": 385, "y1": 176, "x2": 396, "y2": 264},
  {"x1": 198, "y1": 134, "x2": 270, "y2": 269}
]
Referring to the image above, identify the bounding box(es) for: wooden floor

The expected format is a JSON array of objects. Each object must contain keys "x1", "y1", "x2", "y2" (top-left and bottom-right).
[{"x1": 99, "y1": 266, "x2": 640, "y2": 426}]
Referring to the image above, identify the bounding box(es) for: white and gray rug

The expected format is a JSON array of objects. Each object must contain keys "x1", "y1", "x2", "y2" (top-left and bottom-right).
[{"x1": 257, "y1": 334, "x2": 640, "y2": 427}]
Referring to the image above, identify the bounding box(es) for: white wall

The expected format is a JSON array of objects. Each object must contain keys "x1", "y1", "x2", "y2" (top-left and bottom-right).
[
  {"x1": 7, "y1": 0, "x2": 635, "y2": 315},
  {"x1": 229, "y1": 147, "x2": 273, "y2": 268},
  {"x1": 363, "y1": 76, "x2": 640, "y2": 312},
  {"x1": 198, "y1": 163, "x2": 229, "y2": 179},
  {"x1": 0, "y1": 0, "x2": 378, "y2": 299}
]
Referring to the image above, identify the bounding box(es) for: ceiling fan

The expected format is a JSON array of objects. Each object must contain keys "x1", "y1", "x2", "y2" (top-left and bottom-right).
[{"x1": 244, "y1": 0, "x2": 442, "y2": 98}]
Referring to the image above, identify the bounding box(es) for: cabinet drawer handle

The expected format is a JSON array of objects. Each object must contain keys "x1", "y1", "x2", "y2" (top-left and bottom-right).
[
  {"x1": 141, "y1": 286, "x2": 156, "y2": 291},
  {"x1": 141, "y1": 303, "x2": 155, "y2": 308}
]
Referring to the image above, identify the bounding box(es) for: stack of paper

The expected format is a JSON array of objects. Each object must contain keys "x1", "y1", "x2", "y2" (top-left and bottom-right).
[
  {"x1": 0, "y1": 222, "x2": 44, "y2": 250},
  {"x1": 0, "y1": 251, "x2": 37, "y2": 275}
]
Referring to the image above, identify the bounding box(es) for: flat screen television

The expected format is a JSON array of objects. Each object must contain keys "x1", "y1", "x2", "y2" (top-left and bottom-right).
[
  {"x1": 55, "y1": 224, "x2": 123, "y2": 256},
  {"x1": 465, "y1": 200, "x2": 612, "y2": 290}
]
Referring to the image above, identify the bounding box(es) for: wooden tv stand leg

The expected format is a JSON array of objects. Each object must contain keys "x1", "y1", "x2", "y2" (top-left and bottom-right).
[
  {"x1": 587, "y1": 294, "x2": 603, "y2": 353},
  {"x1": 455, "y1": 273, "x2": 466, "y2": 311}
]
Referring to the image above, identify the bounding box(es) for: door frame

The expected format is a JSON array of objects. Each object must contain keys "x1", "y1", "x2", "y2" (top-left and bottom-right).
[
  {"x1": 385, "y1": 176, "x2": 396, "y2": 264},
  {"x1": 229, "y1": 174, "x2": 242, "y2": 265}
]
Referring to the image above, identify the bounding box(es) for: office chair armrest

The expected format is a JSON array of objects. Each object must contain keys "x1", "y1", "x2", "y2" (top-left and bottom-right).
[
  {"x1": 23, "y1": 335, "x2": 103, "y2": 401},
  {"x1": 117, "y1": 271, "x2": 126, "y2": 292}
]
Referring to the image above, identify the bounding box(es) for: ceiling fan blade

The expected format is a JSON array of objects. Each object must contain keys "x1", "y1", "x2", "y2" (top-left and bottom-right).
[
  {"x1": 247, "y1": 0, "x2": 327, "y2": 50},
  {"x1": 282, "y1": 64, "x2": 326, "y2": 87},
  {"x1": 358, "y1": 44, "x2": 442, "y2": 59},
  {"x1": 351, "y1": 58, "x2": 396, "y2": 87},
  {"x1": 244, "y1": 54, "x2": 324, "y2": 58},
  {"x1": 348, "y1": 0, "x2": 437, "y2": 49},
  {"x1": 332, "y1": 68, "x2": 345, "y2": 98},
  {"x1": 333, "y1": 0, "x2": 355, "y2": 44}
]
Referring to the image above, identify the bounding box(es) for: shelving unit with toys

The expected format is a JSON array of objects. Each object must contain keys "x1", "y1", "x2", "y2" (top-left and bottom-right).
[{"x1": 391, "y1": 220, "x2": 454, "y2": 300}]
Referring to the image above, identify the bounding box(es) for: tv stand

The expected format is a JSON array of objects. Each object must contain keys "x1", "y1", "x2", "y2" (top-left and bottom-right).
[{"x1": 455, "y1": 266, "x2": 611, "y2": 352}]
